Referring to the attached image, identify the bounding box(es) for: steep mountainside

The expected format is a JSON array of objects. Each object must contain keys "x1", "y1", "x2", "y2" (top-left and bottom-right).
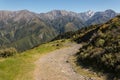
[
  {"x1": 45, "y1": 16, "x2": 85, "y2": 33},
  {"x1": 0, "y1": 10, "x2": 57, "y2": 51},
  {"x1": 79, "y1": 10, "x2": 95, "y2": 21},
  {"x1": 0, "y1": 9, "x2": 118, "y2": 51},
  {"x1": 39, "y1": 9, "x2": 117, "y2": 33},
  {"x1": 39, "y1": 10, "x2": 87, "y2": 33},
  {"x1": 86, "y1": 9, "x2": 117, "y2": 25},
  {"x1": 39, "y1": 10, "x2": 95, "y2": 21}
]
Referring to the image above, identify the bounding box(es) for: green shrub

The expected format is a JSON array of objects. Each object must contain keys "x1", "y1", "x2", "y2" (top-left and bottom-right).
[
  {"x1": 0, "y1": 47, "x2": 17, "y2": 57},
  {"x1": 96, "y1": 39, "x2": 105, "y2": 47}
]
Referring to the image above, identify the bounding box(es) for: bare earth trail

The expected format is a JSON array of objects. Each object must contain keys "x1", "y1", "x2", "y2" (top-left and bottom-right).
[{"x1": 34, "y1": 43, "x2": 87, "y2": 80}]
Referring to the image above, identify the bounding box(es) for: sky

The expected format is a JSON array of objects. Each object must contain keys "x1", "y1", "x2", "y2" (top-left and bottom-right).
[{"x1": 0, "y1": 0, "x2": 120, "y2": 13}]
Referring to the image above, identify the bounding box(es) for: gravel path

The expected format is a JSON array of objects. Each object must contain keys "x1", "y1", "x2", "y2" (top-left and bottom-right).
[{"x1": 34, "y1": 43, "x2": 87, "y2": 80}]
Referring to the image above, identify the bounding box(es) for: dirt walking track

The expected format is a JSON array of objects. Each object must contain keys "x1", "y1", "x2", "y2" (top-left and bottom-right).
[{"x1": 34, "y1": 43, "x2": 91, "y2": 80}]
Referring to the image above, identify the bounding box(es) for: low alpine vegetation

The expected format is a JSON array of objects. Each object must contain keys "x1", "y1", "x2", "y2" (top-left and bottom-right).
[
  {"x1": 75, "y1": 15, "x2": 120, "y2": 80},
  {"x1": 0, "y1": 47, "x2": 17, "y2": 58}
]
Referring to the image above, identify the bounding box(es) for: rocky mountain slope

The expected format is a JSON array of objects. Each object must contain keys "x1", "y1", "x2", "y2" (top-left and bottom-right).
[
  {"x1": 85, "y1": 9, "x2": 117, "y2": 25},
  {"x1": 0, "y1": 9, "x2": 118, "y2": 51},
  {"x1": 0, "y1": 10, "x2": 57, "y2": 51}
]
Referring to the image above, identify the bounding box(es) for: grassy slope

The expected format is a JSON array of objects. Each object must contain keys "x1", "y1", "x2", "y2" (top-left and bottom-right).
[{"x1": 0, "y1": 40, "x2": 68, "y2": 80}]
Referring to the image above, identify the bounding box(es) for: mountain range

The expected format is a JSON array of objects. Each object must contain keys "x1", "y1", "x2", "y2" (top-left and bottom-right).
[{"x1": 0, "y1": 9, "x2": 118, "y2": 51}]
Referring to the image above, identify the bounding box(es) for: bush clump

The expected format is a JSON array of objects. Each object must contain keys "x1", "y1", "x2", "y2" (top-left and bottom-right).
[
  {"x1": 0, "y1": 47, "x2": 17, "y2": 58},
  {"x1": 96, "y1": 39, "x2": 105, "y2": 47}
]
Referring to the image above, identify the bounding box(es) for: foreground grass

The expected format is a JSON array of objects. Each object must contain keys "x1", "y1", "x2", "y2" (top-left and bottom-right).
[{"x1": 0, "y1": 40, "x2": 68, "y2": 80}]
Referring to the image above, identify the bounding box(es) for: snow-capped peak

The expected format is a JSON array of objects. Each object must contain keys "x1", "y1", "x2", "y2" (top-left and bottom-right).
[{"x1": 86, "y1": 10, "x2": 95, "y2": 17}]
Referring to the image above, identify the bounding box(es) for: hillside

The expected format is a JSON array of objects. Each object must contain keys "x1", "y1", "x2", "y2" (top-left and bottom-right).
[
  {"x1": 77, "y1": 16, "x2": 120, "y2": 80},
  {"x1": 0, "y1": 10, "x2": 57, "y2": 52},
  {"x1": 0, "y1": 9, "x2": 118, "y2": 52},
  {"x1": 53, "y1": 15, "x2": 120, "y2": 80},
  {"x1": 76, "y1": 15, "x2": 120, "y2": 80}
]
